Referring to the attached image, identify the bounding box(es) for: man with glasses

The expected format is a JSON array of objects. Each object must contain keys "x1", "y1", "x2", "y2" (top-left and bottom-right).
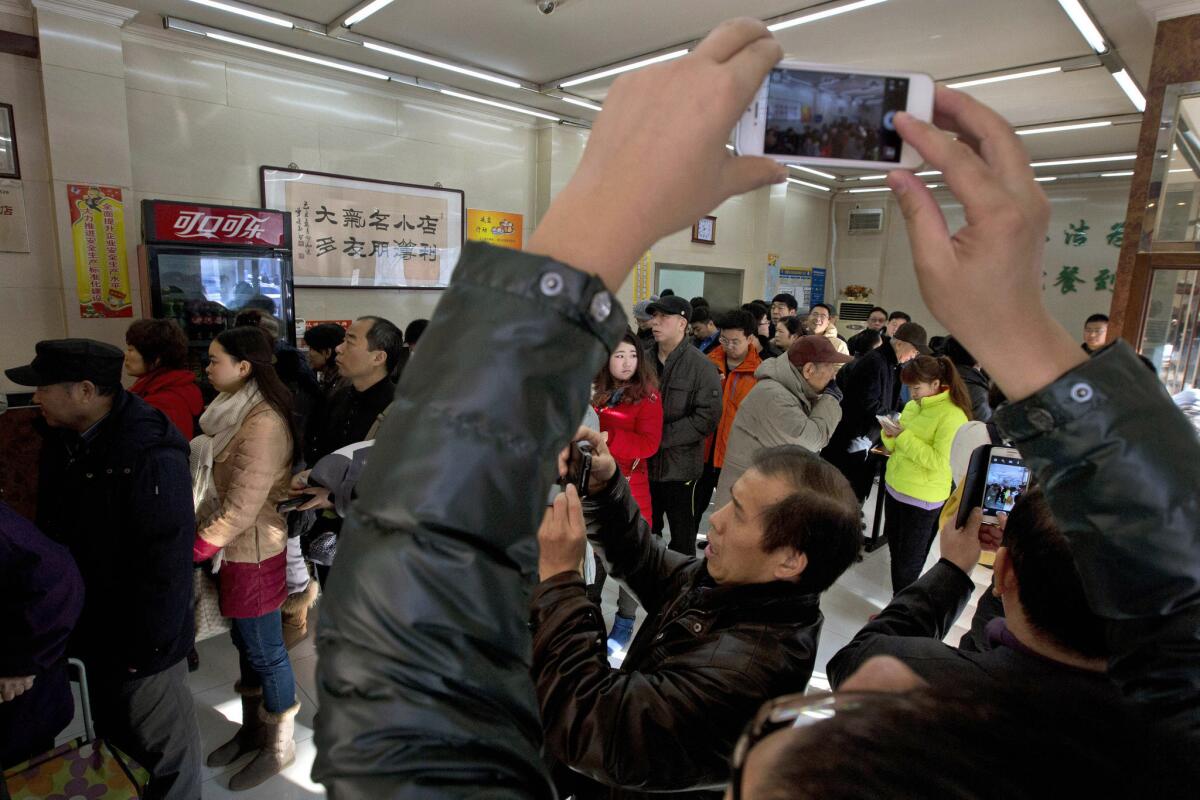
[
  {"x1": 807, "y1": 303, "x2": 850, "y2": 357},
  {"x1": 693, "y1": 310, "x2": 763, "y2": 536}
]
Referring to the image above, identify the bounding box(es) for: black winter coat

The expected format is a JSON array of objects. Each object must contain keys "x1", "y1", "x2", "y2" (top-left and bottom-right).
[
  {"x1": 957, "y1": 364, "x2": 991, "y2": 422},
  {"x1": 312, "y1": 243, "x2": 628, "y2": 798},
  {"x1": 0, "y1": 502, "x2": 84, "y2": 767},
  {"x1": 823, "y1": 340, "x2": 902, "y2": 456},
  {"x1": 648, "y1": 339, "x2": 721, "y2": 482},
  {"x1": 36, "y1": 389, "x2": 195, "y2": 681},
  {"x1": 531, "y1": 474, "x2": 823, "y2": 799}
]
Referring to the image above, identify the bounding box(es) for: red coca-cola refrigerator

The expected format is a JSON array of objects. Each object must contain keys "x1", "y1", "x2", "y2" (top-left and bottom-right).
[{"x1": 138, "y1": 200, "x2": 295, "y2": 384}]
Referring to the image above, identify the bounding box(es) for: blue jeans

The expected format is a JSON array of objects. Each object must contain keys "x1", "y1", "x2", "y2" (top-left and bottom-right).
[{"x1": 230, "y1": 611, "x2": 296, "y2": 713}]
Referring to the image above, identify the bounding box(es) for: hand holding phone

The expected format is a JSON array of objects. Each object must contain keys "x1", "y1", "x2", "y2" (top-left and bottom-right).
[
  {"x1": 277, "y1": 494, "x2": 314, "y2": 513},
  {"x1": 560, "y1": 441, "x2": 594, "y2": 498},
  {"x1": 736, "y1": 61, "x2": 934, "y2": 171}
]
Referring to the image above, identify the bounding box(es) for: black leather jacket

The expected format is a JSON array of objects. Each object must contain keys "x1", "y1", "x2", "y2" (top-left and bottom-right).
[
  {"x1": 992, "y1": 343, "x2": 1200, "y2": 751},
  {"x1": 531, "y1": 474, "x2": 822, "y2": 799},
  {"x1": 312, "y1": 243, "x2": 627, "y2": 798}
]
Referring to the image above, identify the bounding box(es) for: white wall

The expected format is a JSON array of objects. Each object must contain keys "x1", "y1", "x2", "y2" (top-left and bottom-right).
[
  {"x1": 120, "y1": 30, "x2": 541, "y2": 334},
  {"x1": 832, "y1": 180, "x2": 1131, "y2": 341}
]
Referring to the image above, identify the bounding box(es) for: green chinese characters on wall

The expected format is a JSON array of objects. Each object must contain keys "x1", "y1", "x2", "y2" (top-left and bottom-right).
[{"x1": 1049, "y1": 219, "x2": 1123, "y2": 295}]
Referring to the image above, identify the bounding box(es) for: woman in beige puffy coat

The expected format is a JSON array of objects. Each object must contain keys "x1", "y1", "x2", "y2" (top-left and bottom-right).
[{"x1": 190, "y1": 326, "x2": 299, "y2": 791}]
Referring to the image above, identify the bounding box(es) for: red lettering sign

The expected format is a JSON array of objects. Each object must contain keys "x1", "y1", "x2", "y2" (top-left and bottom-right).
[{"x1": 145, "y1": 201, "x2": 288, "y2": 248}]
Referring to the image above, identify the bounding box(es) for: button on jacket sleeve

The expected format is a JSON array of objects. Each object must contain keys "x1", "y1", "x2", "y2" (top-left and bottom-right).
[
  {"x1": 311, "y1": 243, "x2": 627, "y2": 799},
  {"x1": 994, "y1": 342, "x2": 1200, "y2": 744}
]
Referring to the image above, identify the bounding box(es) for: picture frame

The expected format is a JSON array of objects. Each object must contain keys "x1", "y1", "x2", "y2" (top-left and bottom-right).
[
  {"x1": 0, "y1": 104, "x2": 20, "y2": 180},
  {"x1": 692, "y1": 215, "x2": 717, "y2": 245},
  {"x1": 261, "y1": 166, "x2": 465, "y2": 289}
]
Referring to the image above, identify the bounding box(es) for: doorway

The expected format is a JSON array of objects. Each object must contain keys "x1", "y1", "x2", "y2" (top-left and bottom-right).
[{"x1": 655, "y1": 264, "x2": 745, "y2": 313}]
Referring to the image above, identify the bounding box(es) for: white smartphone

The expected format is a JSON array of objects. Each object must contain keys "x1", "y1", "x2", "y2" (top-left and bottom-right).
[
  {"x1": 977, "y1": 447, "x2": 1032, "y2": 525},
  {"x1": 734, "y1": 61, "x2": 935, "y2": 172}
]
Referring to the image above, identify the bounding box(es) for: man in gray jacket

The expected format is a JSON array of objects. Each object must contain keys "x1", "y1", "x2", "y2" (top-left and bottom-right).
[
  {"x1": 645, "y1": 295, "x2": 722, "y2": 556},
  {"x1": 714, "y1": 335, "x2": 849, "y2": 509}
]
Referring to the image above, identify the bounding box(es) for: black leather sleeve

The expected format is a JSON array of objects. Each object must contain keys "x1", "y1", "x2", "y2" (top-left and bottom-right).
[
  {"x1": 827, "y1": 559, "x2": 974, "y2": 687},
  {"x1": 995, "y1": 342, "x2": 1200, "y2": 744},
  {"x1": 581, "y1": 473, "x2": 693, "y2": 617},
  {"x1": 312, "y1": 243, "x2": 627, "y2": 799}
]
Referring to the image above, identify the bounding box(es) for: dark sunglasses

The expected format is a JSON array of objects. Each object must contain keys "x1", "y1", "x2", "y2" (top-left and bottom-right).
[{"x1": 728, "y1": 692, "x2": 868, "y2": 800}]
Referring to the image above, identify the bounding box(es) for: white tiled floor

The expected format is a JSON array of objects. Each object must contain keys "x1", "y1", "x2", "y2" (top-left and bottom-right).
[{"x1": 57, "y1": 479, "x2": 991, "y2": 798}]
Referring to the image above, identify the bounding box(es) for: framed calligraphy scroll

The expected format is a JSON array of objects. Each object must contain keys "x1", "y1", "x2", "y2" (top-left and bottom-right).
[{"x1": 261, "y1": 166, "x2": 465, "y2": 289}]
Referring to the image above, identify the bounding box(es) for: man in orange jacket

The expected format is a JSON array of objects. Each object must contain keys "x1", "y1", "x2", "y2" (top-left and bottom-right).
[{"x1": 694, "y1": 309, "x2": 763, "y2": 538}]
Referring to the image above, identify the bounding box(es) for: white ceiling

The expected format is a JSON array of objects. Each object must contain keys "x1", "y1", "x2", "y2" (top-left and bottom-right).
[{"x1": 51, "y1": 1, "x2": 1173, "y2": 181}]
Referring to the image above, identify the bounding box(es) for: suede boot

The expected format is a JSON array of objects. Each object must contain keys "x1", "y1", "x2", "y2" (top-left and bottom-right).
[
  {"x1": 206, "y1": 683, "x2": 266, "y2": 768},
  {"x1": 280, "y1": 580, "x2": 319, "y2": 650},
  {"x1": 227, "y1": 700, "x2": 299, "y2": 791}
]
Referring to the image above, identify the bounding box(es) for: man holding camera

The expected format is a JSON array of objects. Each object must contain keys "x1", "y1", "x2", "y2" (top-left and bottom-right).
[{"x1": 531, "y1": 433, "x2": 861, "y2": 797}]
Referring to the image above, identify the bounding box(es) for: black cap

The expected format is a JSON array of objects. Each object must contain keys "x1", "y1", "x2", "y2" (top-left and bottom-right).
[
  {"x1": 892, "y1": 322, "x2": 933, "y2": 356},
  {"x1": 645, "y1": 295, "x2": 692, "y2": 322},
  {"x1": 6, "y1": 339, "x2": 124, "y2": 387}
]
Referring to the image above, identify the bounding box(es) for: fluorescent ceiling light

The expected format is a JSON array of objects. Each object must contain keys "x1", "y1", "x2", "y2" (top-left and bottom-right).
[
  {"x1": 847, "y1": 187, "x2": 892, "y2": 193},
  {"x1": 363, "y1": 41, "x2": 521, "y2": 88},
  {"x1": 726, "y1": 144, "x2": 735, "y2": 151},
  {"x1": 790, "y1": 165, "x2": 838, "y2": 180},
  {"x1": 1111, "y1": 69, "x2": 1147, "y2": 112},
  {"x1": 925, "y1": 184, "x2": 941, "y2": 189},
  {"x1": 788, "y1": 178, "x2": 831, "y2": 192},
  {"x1": 1017, "y1": 120, "x2": 1112, "y2": 136},
  {"x1": 768, "y1": 0, "x2": 889, "y2": 32},
  {"x1": 915, "y1": 170, "x2": 941, "y2": 177},
  {"x1": 1056, "y1": 0, "x2": 1108, "y2": 54},
  {"x1": 857, "y1": 173, "x2": 888, "y2": 181},
  {"x1": 1101, "y1": 170, "x2": 1134, "y2": 177},
  {"x1": 205, "y1": 32, "x2": 390, "y2": 79},
  {"x1": 1170, "y1": 168, "x2": 1193, "y2": 173},
  {"x1": 1031, "y1": 153, "x2": 1135, "y2": 167},
  {"x1": 345, "y1": 0, "x2": 396, "y2": 27},
  {"x1": 184, "y1": 0, "x2": 292, "y2": 28},
  {"x1": 946, "y1": 66, "x2": 1061, "y2": 89},
  {"x1": 1035, "y1": 176, "x2": 1058, "y2": 182},
  {"x1": 562, "y1": 96, "x2": 603, "y2": 111},
  {"x1": 440, "y1": 89, "x2": 560, "y2": 121},
  {"x1": 560, "y1": 49, "x2": 689, "y2": 88}
]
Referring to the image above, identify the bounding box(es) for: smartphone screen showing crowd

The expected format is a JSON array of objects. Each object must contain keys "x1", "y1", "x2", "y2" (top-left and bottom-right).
[
  {"x1": 979, "y1": 448, "x2": 1031, "y2": 523},
  {"x1": 736, "y1": 61, "x2": 934, "y2": 171}
]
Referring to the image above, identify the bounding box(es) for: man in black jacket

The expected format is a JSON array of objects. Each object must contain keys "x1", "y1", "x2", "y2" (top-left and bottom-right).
[
  {"x1": 827, "y1": 490, "x2": 1114, "y2": 701},
  {"x1": 822, "y1": 322, "x2": 928, "y2": 501},
  {"x1": 532, "y1": 439, "x2": 861, "y2": 798},
  {"x1": 645, "y1": 295, "x2": 721, "y2": 556},
  {"x1": 6, "y1": 339, "x2": 200, "y2": 799}
]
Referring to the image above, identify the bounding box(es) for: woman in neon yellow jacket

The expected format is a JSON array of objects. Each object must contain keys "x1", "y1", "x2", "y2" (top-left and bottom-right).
[{"x1": 879, "y1": 355, "x2": 972, "y2": 594}]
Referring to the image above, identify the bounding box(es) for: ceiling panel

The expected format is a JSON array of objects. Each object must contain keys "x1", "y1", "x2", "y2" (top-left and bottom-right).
[
  {"x1": 1017, "y1": 123, "x2": 1141, "y2": 161},
  {"x1": 956, "y1": 67, "x2": 1140, "y2": 127}
]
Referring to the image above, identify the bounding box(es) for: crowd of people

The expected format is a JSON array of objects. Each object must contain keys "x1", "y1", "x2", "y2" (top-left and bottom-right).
[
  {"x1": 765, "y1": 117, "x2": 882, "y2": 160},
  {"x1": 2, "y1": 16, "x2": 1198, "y2": 800}
]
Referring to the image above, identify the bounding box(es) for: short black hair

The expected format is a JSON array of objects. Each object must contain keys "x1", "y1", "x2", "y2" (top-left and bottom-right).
[
  {"x1": 1085, "y1": 313, "x2": 1109, "y2": 325},
  {"x1": 849, "y1": 328, "x2": 882, "y2": 356},
  {"x1": 659, "y1": 288, "x2": 675, "y2": 297},
  {"x1": 356, "y1": 316, "x2": 405, "y2": 372},
  {"x1": 691, "y1": 306, "x2": 714, "y2": 326},
  {"x1": 125, "y1": 318, "x2": 189, "y2": 371},
  {"x1": 869, "y1": 306, "x2": 888, "y2": 317},
  {"x1": 1002, "y1": 488, "x2": 1107, "y2": 660},
  {"x1": 780, "y1": 317, "x2": 804, "y2": 336},
  {"x1": 404, "y1": 319, "x2": 429, "y2": 347},
  {"x1": 942, "y1": 336, "x2": 976, "y2": 368},
  {"x1": 811, "y1": 302, "x2": 834, "y2": 316},
  {"x1": 716, "y1": 309, "x2": 756, "y2": 338},
  {"x1": 888, "y1": 310, "x2": 911, "y2": 323},
  {"x1": 241, "y1": 294, "x2": 277, "y2": 316},
  {"x1": 750, "y1": 446, "x2": 861, "y2": 593},
  {"x1": 690, "y1": 296, "x2": 709, "y2": 309},
  {"x1": 303, "y1": 323, "x2": 346, "y2": 353},
  {"x1": 771, "y1": 293, "x2": 799, "y2": 311},
  {"x1": 234, "y1": 308, "x2": 281, "y2": 338},
  {"x1": 741, "y1": 302, "x2": 769, "y2": 323}
]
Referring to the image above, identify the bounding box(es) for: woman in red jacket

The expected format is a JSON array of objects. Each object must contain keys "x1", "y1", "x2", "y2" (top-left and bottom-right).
[
  {"x1": 590, "y1": 331, "x2": 663, "y2": 656},
  {"x1": 124, "y1": 319, "x2": 203, "y2": 439}
]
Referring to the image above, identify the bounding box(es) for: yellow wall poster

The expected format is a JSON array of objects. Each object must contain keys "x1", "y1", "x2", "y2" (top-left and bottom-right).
[
  {"x1": 68, "y1": 184, "x2": 131, "y2": 318},
  {"x1": 467, "y1": 209, "x2": 523, "y2": 250},
  {"x1": 634, "y1": 251, "x2": 653, "y2": 302}
]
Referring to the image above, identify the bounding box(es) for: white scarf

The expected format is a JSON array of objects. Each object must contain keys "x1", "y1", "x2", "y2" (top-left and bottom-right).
[{"x1": 189, "y1": 380, "x2": 263, "y2": 556}]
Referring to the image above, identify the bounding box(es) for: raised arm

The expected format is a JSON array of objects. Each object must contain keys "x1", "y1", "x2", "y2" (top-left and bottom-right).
[{"x1": 311, "y1": 19, "x2": 788, "y2": 798}]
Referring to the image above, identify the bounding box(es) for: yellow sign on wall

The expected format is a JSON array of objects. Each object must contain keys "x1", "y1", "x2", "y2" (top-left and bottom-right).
[
  {"x1": 68, "y1": 184, "x2": 131, "y2": 318},
  {"x1": 467, "y1": 209, "x2": 523, "y2": 250}
]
